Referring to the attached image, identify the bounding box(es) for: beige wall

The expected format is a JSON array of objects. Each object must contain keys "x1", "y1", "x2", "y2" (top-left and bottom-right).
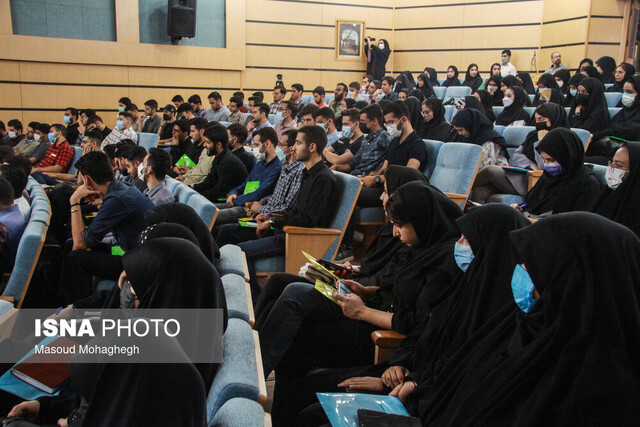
[{"x1": 0, "y1": 0, "x2": 631, "y2": 127}]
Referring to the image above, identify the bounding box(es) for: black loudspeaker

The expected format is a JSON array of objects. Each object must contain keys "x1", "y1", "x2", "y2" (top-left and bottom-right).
[{"x1": 167, "y1": 0, "x2": 197, "y2": 39}]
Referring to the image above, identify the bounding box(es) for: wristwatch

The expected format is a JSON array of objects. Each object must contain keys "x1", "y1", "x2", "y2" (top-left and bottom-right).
[{"x1": 374, "y1": 175, "x2": 381, "y2": 184}]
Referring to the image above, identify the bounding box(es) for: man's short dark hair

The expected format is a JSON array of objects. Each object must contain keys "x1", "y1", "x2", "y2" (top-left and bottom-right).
[
  {"x1": 255, "y1": 127, "x2": 278, "y2": 148},
  {"x1": 36, "y1": 123, "x2": 50, "y2": 134},
  {"x1": 299, "y1": 103, "x2": 320, "y2": 118},
  {"x1": 84, "y1": 129, "x2": 103, "y2": 144},
  {"x1": 173, "y1": 119, "x2": 190, "y2": 133},
  {"x1": 281, "y1": 100, "x2": 295, "y2": 115},
  {"x1": 82, "y1": 109, "x2": 96, "y2": 119},
  {"x1": 75, "y1": 151, "x2": 114, "y2": 184},
  {"x1": 144, "y1": 99, "x2": 158, "y2": 110},
  {"x1": 177, "y1": 103, "x2": 195, "y2": 115},
  {"x1": 282, "y1": 129, "x2": 297, "y2": 147},
  {"x1": 115, "y1": 143, "x2": 134, "y2": 160},
  {"x1": 341, "y1": 108, "x2": 360, "y2": 124},
  {"x1": 103, "y1": 144, "x2": 117, "y2": 160},
  {"x1": 51, "y1": 124, "x2": 67, "y2": 138},
  {"x1": 125, "y1": 104, "x2": 138, "y2": 113},
  {"x1": 1, "y1": 164, "x2": 28, "y2": 199},
  {"x1": 337, "y1": 83, "x2": 348, "y2": 93},
  {"x1": 172, "y1": 95, "x2": 184, "y2": 103},
  {"x1": 147, "y1": 148, "x2": 172, "y2": 180},
  {"x1": 274, "y1": 87, "x2": 287, "y2": 95},
  {"x1": 0, "y1": 121, "x2": 5, "y2": 131},
  {"x1": 291, "y1": 83, "x2": 304, "y2": 92},
  {"x1": 349, "y1": 81, "x2": 360, "y2": 90},
  {"x1": 208, "y1": 91, "x2": 222, "y2": 101},
  {"x1": 0, "y1": 177, "x2": 14, "y2": 206},
  {"x1": 118, "y1": 112, "x2": 134, "y2": 123},
  {"x1": 361, "y1": 104, "x2": 383, "y2": 124},
  {"x1": 364, "y1": 74, "x2": 373, "y2": 81},
  {"x1": 188, "y1": 94, "x2": 202, "y2": 104},
  {"x1": 371, "y1": 80, "x2": 382, "y2": 89},
  {"x1": 502, "y1": 49, "x2": 512, "y2": 56},
  {"x1": 65, "y1": 107, "x2": 79, "y2": 119},
  {"x1": 254, "y1": 103, "x2": 269, "y2": 117},
  {"x1": 298, "y1": 125, "x2": 328, "y2": 152},
  {"x1": 7, "y1": 119, "x2": 22, "y2": 131},
  {"x1": 0, "y1": 147, "x2": 16, "y2": 164},
  {"x1": 227, "y1": 123, "x2": 248, "y2": 143},
  {"x1": 28, "y1": 121, "x2": 40, "y2": 131},
  {"x1": 381, "y1": 76, "x2": 394, "y2": 86},
  {"x1": 315, "y1": 107, "x2": 335, "y2": 123},
  {"x1": 126, "y1": 146, "x2": 147, "y2": 164},
  {"x1": 190, "y1": 117, "x2": 208, "y2": 131},
  {"x1": 116, "y1": 139, "x2": 137, "y2": 152},
  {"x1": 5, "y1": 154, "x2": 32, "y2": 175},
  {"x1": 203, "y1": 124, "x2": 229, "y2": 149},
  {"x1": 86, "y1": 116, "x2": 103, "y2": 127},
  {"x1": 119, "y1": 97, "x2": 132, "y2": 106},
  {"x1": 382, "y1": 101, "x2": 410, "y2": 120},
  {"x1": 252, "y1": 91, "x2": 264, "y2": 100},
  {"x1": 233, "y1": 91, "x2": 245, "y2": 100},
  {"x1": 312, "y1": 86, "x2": 325, "y2": 96},
  {"x1": 229, "y1": 96, "x2": 243, "y2": 108}
]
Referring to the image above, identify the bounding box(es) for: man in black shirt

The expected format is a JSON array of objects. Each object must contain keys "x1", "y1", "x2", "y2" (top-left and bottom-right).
[
  {"x1": 158, "y1": 104, "x2": 177, "y2": 142},
  {"x1": 169, "y1": 119, "x2": 197, "y2": 171},
  {"x1": 86, "y1": 115, "x2": 111, "y2": 140},
  {"x1": 193, "y1": 124, "x2": 248, "y2": 202},
  {"x1": 64, "y1": 107, "x2": 80, "y2": 146},
  {"x1": 323, "y1": 108, "x2": 364, "y2": 166},
  {"x1": 227, "y1": 123, "x2": 256, "y2": 173},
  {"x1": 236, "y1": 125, "x2": 339, "y2": 289}
]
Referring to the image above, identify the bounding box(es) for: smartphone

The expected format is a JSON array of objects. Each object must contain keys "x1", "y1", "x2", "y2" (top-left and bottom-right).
[
  {"x1": 337, "y1": 280, "x2": 352, "y2": 297},
  {"x1": 317, "y1": 258, "x2": 343, "y2": 270}
]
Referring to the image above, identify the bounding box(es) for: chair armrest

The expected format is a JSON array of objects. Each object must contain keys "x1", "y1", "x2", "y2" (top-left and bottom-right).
[
  {"x1": 527, "y1": 170, "x2": 544, "y2": 191},
  {"x1": 283, "y1": 227, "x2": 342, "y2": 274},
  {"x1": 0, "y1": 296, "x2": 14, "y2": 304},
  {"x1": 444, "y1": 193, "x2": 467, "y2": 208},
  {"x1": 371, "y1": 330, "x2": 407, "y2": 348},
  {"x1": 584, "y1": 134, "x2": 593, "y2": 153}
]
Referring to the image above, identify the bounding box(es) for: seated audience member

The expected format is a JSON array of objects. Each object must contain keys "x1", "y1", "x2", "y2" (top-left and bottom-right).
[
  {"x1": 290, "y1": 83, "x2": 306, "y2": 117},
  {"x1": 332, "y1": 104, "x2": 392, "y2": 176},
  {"x1": 593, "y1": 142, "x2": 640, "y2": 237},
  {"x1": 13, "y1": 121, "x2": 38, "y2": 156},
  {"x1": 0, "y1": 177, "x2": 26, "y2": 254},
  {"x1": 475, "y1": 90, "x2": 497, "y2": 122},
  {"x1": 5, "y1": 119, "x2": 24, "y2": 148},
  {"x1": 63, "y1": 151, "x2": 154, "y2": 302},
  {"x1": 188, "y1": 94, "x2": 206, "y2": 118},
  {"x1": 168, "y1": 119, "x2": 196, "y2": 167},
  {"x1": 123, "y1": 145, "x2": 148, "y2": 192},
  {"x1": 227, "y1": 96, "x2": 251, "y2": 126},
  {"x1": 495, "y1": 85, "x2": 530, "y2": 126},
  {"x1": 485, "y1": 74, "x2": 504, "y2": 106},
  {"x1": 141, "y1": 148, "x2": 174, "y2": 206},
  {"x1": 258, "y1": 182, "x2": 462, "y2": 408},
  {"x1": 472, "y1": 103, "x2": 569, "y2": 203},
  {"x1": 380, "y1": 77, "x2": 399, "y2": 101},
  {"x1": 478, "y1": 63, "x2": 501, "y2": 90},
  {"x1": 532, "y1": 73, "x2": 560, "y2": 100},
  {"x1": 569, "y1": 77, "x2": 609, "y2": 134},
  {"x1": 176, "y1": 118, "x2": 213, "y2": 186},
  {"x1": 172, "y1": 94, "x2": 184, "y2": 110},
  {"x1": 456, "y1": 95, "x2": 485, "y2": 116},
  {"x1": 214, "y1": 127, "x2": 282, "y2": 228},
  {"x1": 136, "y1": 99, "x2": 161, "y2": 134},
  {"x1": 314, "y1": 107, "x2": 341, "y2": 147},
  {"x1": 112, "y1": 140, "x2": 137, "y2": 182},
  {"x1": 367, "y1": 79, "x2": 383, "y2": 104},
  {"x1": 269, "y1": 86, "x2": 287, "y2": 115},
  {"x1": 193, "y1": 124, "x2": 248, "y2": 202},
  {"x1": 85, "y1": 115, "x2": 111, "y2": 140},
  {"x1": 28, "y1": 123, "x2": 53, "y2": 165},
  {"x1": 216, "y1": 129, "x2": 304, "y2": 244},
  {"x1": 324, "y1": 108, "x2": 364, "y2": 165},
  {"x1": 248, "y1": 92, "x2": 263, "y2": 110},
  {"x1": 516, "y1": 71, "x2": 536, "y2": 94},
  {"x1": 232, "y1": 126, "x2": 338, "y2": 287},
  {"x1": 512, "y1": 128, "x2": 600, "y2": 215},
  {"x1": 227, "y1": 123, "x2": 256, "y2": 173},
  {"x1": 62, "y1": 107, "x2": 80, "y2": 146},
  {"x1": 420, "y1": 99, "x2": 453, "y2": 141},
  {"x1": 177, "y1": 102, "x2": 196, "y2": 121},
  {"x1": 1, "y1": 162, "x2": 29, "y2": 217},
  {"x1": 247, "y1": 103, "x2": 274, "y2": 144},
  {"x1": 348, "y1": 81, "x2": 360, "y2": 99},
  {"x1": 312, "y1": 86, "x2": 328, "y2": 108},
  {"x1": 441, "y1": 66, "x2": 462, "y2": 87},
  {"x1": 298, "y1": 103, "x2": 320, "y2": 127},
  {"x1": 0, "y1": 121, "x2": 7, "y2": 144},
  {"x1": 415, "y1": 72, "x2": 435, "y2": 99},
  {"x1": 417, "y1": 213, "x2": 640, "y2": 425},
  {"x1": 451, "y1": 109, "x2": 509, "y2": 168},
  {"x1": 581, "y1": 64, "x2": 600, "y2": 79},
  {"x1": 394, "y1": 72, "x2": 415, "y2": 95},
  {"x1": 233, "y1": 91, "x2": 248, "y2": 113},
  {"x1": 30, "y1": 124, "x2": 75, "y2": 183},
  {"x1": 500, "y1": 49, "x2": 517, "y2": 76},
  {"x1": 204, "y1": 91, "x2": 231, "y2": 122},
  {"x1": 158, "y1": 104, "x2": 177, "y2": 141},
  {"x1": 125, "y1": 103, "x2": 140, "y2": 125},
  {"x1": 595, "y1": 55, "x2": 617, "y2": 84},
  {"x1": 554, "y1": 69, "x2": 572, "y2": 95},
  {"x1": 564, "y1": 73, "x2": 586, "y2": 108},
  {"x1": 358, "y1": 101, "x2": 427, "y2": 208},
  {"x1": 588, "y1": 75, "x2": 640, "y2": 164},
  {"x1": 608, "y1": 62, "x2": 635, "y2": 93},
  {"x1": 462, "y1": 63, "x2": 482, "y2": 92},
  {"x1": 398, "y1": 88, "x2": 409, "y2": 101},
  {"x1": 117, "y1": 96, "x2": 132, "y2": 112},
  {"x1": 275, "y1": 100, "x2": 298, "y2": 138},
  {"x1": 101, "y1": 112, "x2": 138, "y2": 148}
]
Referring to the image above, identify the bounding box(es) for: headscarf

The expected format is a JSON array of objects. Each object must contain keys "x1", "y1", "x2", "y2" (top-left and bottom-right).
[
  {"x1": 495, "y1": 86, "x2": 530, "y2": 126},
  {"x1": 554, "y1": 69, "x2": 571, "y2": 95},
  {"x1": 419, "y1": 212, "x2": 640, "y2": 425},
  {"x1": 502, "y1": 75, "x2": 531, "y2": 106},
  {"x1": 593, "y1": 75, "x2": 640, "y2": 142},
  {"x1": 608, "y1": 62, "x2": 636, "y2": 92},
  {"x1": 366, "y1": 39, "x2": 391, "y2": 80},
  {"x1": 138, "y1": 222, "x2": 199, "y2": 247},
  {"x1": 569, "y1": 77, "x2": 609, "y2": 133},
  {"x1": 420, "y1": 98, "x2": 453, "y2": 141},
  {"x1": 565, "y1": 73, "x2": 586, "y2": 108},
  {"x1": 395, "y1": 71, "x2": 416, "y2": 93},
  {"x1": 462, "y1": 63, "x2": 483, "y2": 92},
  {"x1": 516, "y1": 72, "x2": 536, "y2": 94},
  {"x1": 521, "y1": 102, "x2": 568, "y2": 162},
  {"x1": 486, "y1": 75, "x2": 504, "y2": 106},
  {"x1": 593, "y1": 142, "x2": 640, "y2": 237},
  {"x1": 452, "y1": 108, "x2": 508, "y2": 157},
  {"x1": 536, "y1": 73, "x2": 560, "y2": 91},
  {"x1": 524, "y1": 128, "x2": 600, "y2": 214},
  {"x1": 145, "y1": 202, "x2": 220, "y2": 270},
  {"x1": 581, "y1": 65, "x2": 600, "y2": 79},
  {"x1": 424, "y1": 67, "x2": 439, "y2": 87},
  {"x1": 462, "y1": 95, "x2": 484, "y2": 114},
  {"x1": 408, "y1": 88, "x2": 426, "y2": 103},
  {"x1": 579, "y1": 57, "x2": 594, "y2": 69},
  {"x1": 476, "y1": 90, "x2": 497, "y2": 122},
  {"x1": 416, "y1": 73, "x2": 435, "y2": 99},
  {"x1": 596, "y1": 55, "x2": 617, "y2": 84},
  {"x1": 403, "y1": 96, "x2": 424, "y2": 134},
  {"x1": 442, "y1": 66, "x2": 461, "y2": 87},
  {"x1": 123, "y1": 237, "x2": 228, "y2": 389}
]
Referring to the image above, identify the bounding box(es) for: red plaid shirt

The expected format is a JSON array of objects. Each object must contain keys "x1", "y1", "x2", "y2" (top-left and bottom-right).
[{"x1": 37, "y1": 140, "x2": 74, "y2": 172}]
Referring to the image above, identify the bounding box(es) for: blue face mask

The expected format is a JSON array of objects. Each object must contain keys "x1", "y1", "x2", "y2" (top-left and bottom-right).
[
  {"x1": 569, "y1": 88, "x2": 577, "y2": 97},
  {"x1": 118, "y1": 106, "x2": 125, "y2": 113},
  {"x1": 342, "y1": 124, "x2": 354, "y2": 140},
  {"x1": 275, "y1": 146, "x2": 286, "y2": 161},
  {"x1": 543, "y1": 161, "x2": 563, "y2": 176},
  {"x1": 63, "y1": 115, "x2": 71, "y2": 125},
  {"x1": 116, "y1": 120, "x2": 125, "y2": 131},
  {"x1": 47, "y1": 132, "x2": 56, "y2": 142},
  {"x1": 511, "y1": 264, "x2": 537, "y2": 313},
  {"x1": 454, "y1": 242, "x2": 474, "y2": 272},
  {"x1": 317, "y1": 123, "x2": 328, "y2": 133},
  {"x1": 274, "y1": 112, "x2": 283, "y2": 121}
]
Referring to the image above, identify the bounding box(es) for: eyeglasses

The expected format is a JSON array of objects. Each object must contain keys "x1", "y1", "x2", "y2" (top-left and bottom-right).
[{"x1": 608, "y1": 160, "x2": 629, "y2": 170}]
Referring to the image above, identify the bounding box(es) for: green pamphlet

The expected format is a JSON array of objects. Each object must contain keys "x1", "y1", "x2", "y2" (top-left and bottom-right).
[
  {"x1": 174, "y1": 154, "x2": 196, "y2": 168},
  {"x1": 243, "y1": 180, "x2": 260, "y2": 194},
  {"x1": 111, "y1": 246, "x2": 125, "y2": 256}
]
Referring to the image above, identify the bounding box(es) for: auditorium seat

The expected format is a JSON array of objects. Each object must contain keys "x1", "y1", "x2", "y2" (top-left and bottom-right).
[
  {"x1": 570, "y1": 128, "x2": 592, "y2": 150},
  {"x1": 609, "y1": 107, "x2": 621, "y2": 118},
  {"x1": 209, "y1": 397, "x2": 269, "y2": 427},
  {"x1": 604, "y1": 92, "x2": 622, "y2": 108},
  {"x1": 136, "y1": 132, "x2": 159, "y2": 151},
  {"x1": 221, "y1": 273, "x2": 254, "y2": 325},
  {"x1": 503, "y1": 126, "x2": 534, "y2": 157},
  {"x1": 444, "y1": 86, "x2": 472, "y2": 99},
  {"x1": 67, "y1": 146, "x2": 83, "y2": 175},
  {"x1": 444, "y1": 105, "x2": 456, "y2": 122},
  {"x1": 604, "y1": 83, "x2": 615, "y2": 91},
  {"x1": 433, "y1": 87, "x2": 446, "y2": 100},
  {"x1": 586, "y1": 163, "x2": 607, "y2": 186},
  {"x1": 494, "y1": 125, "x2": 505, "y2": 135},
  {"x1": 219, "y1": 121, "x2": 232, "y2": 128}
]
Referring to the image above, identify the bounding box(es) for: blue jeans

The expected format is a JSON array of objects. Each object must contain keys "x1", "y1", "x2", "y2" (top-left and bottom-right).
[{"x1": 31, "y1": 172, "x2": 61, "y2": 186}]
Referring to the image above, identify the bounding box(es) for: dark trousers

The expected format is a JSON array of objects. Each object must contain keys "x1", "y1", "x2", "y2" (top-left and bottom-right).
[
  {"x1": 254, "y1": 273, "x2": 312, "y2": 329},
  {"x1": 216, "y1": 223, "x2": 259, "y2": 247},
  {"x1": 237, "y1": 230, "x2": 286, "y2": 291},
  {"x1": 342, "y1": 185, "x2": 384, "y2": 246},
  {"x1": 64, "y1": 243, "x2": 123, "y2": 304},
  {"x1": 31, "y1": 171, "x2": 60, "y2": 186}
]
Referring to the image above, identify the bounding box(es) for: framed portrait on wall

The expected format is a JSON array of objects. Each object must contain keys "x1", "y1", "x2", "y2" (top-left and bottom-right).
[{"x1": 336, "y1": 21, "x2": 364, "y2": 60}]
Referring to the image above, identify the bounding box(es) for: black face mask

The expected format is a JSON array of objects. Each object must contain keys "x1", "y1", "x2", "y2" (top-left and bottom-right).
[
  {"x1": 575, "y1": 93, "x2": 589, "y2": 106},
  {"x1": 163, "y1": 113, "x2": 171, "y2": 121},
  {"x1": 535, "y1": 121, "x2": 550, "y2": 131},
  {"x1": 359, "y1": 122, "x2": 369, "y2": 134}
]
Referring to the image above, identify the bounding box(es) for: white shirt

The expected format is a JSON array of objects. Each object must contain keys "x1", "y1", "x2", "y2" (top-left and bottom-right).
[{"x1": 501, "y1": 62, "x2": 517, "y2": 77}]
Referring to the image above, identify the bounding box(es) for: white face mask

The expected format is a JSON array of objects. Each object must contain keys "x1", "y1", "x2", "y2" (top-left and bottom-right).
[
  {"x1": 501, "y1": 57, "x2": 509, "y2": 64},
  {"x1": 605, "y1": 165, "x2": 627, "y2": 189},
  {"x1": 502, "y1": 96, "x2": 514, "y2": 107},
  {"x1": 621, "y1": 93, "x2": 636, "y2": 108},
  {"x1": 385, "y1": 120, "x2": 403, "y2": 139},
  {"x1": 34, "y1": 134, "x2": 41, "y2": 142},
  {"x1": 137, "y1": 162, "x2": 145, "y2": 180},
  {"x1": 378, "y1": 42, "x2": 385, "y2": 49},
  {"x1": 7, "y1": 131, "x2": 16, "y2": 139},
  {"x1": 556, "y1": 80, "x2": 564, "y2": 88}
]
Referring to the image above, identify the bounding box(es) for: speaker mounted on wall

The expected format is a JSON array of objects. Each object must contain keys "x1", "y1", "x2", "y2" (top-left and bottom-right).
[{"x1": 167, "y1": 0, "x2": 198, "y2": 45}]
